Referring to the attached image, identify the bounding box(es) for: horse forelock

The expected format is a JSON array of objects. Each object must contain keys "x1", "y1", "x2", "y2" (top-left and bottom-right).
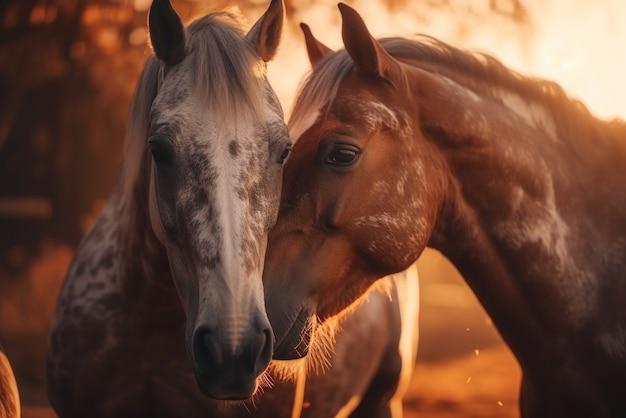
[
  {"x1": 288, "y1": 50, "x2": 353, "y2": 141},
  {"x1": 186, "y1": 12, "x2": 267, "y2": 121},
  {"x1": 120, "y1": 11, "x2": 269, "y2": 204}
]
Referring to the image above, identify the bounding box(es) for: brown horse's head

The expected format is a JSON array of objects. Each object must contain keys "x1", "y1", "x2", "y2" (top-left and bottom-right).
[{"x1": 265, "y1": 4, "x2": 447, "y2": 359}]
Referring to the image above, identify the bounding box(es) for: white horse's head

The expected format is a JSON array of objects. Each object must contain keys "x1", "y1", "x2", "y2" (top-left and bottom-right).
[{"x1": 138, "y1": 0, "x2": 289, "y2": 400}]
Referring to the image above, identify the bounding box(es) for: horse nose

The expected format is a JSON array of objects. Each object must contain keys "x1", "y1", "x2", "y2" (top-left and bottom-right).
[{"x1": 191, "y1": 324, "x2": 273, "y2": 400}]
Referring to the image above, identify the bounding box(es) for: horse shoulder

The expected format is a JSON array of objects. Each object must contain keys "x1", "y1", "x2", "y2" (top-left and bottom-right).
[{"x1": 47, "y1": 205, "x2": 129, "y2": 411}]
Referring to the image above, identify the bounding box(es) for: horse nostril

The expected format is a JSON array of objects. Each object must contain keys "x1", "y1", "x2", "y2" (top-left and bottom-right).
[
  {"x1": 254, "y1": 328, "x2": 273, "y2": 375},
  {"x1": 192, "y1": 324, "x2": 273, "y2": 380},
  {"x1": 193, "y1": 327, "x2": 223, "y2": 372}
]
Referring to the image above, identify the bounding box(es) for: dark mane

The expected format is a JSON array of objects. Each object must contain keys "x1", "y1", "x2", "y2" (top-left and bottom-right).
[{"x1": 291, "y1": 35, "x2": 626, "y2": 157}]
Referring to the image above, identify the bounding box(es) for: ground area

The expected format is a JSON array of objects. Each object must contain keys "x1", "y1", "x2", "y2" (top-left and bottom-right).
[
  {"x1": 20, "y1": 344, "x2": 520, "y2": 418},
  {"x1": 405, "y1": 344, "x2": 520, "y2": 418},
  {"x1": 3, "y1": 247, "x2": 521, "y2": 418}
]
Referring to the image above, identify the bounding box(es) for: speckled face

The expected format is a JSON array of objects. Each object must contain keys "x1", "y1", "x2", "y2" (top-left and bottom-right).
[
  {"x1": 147, "y1": 52, "x2": 290, "y2": 396},
  {"x1": 280, "y1": 91, "x2": 431, "y2": 295},
  {"x1": 46, "y1": 1, "x2": 290, "y2": 407}
]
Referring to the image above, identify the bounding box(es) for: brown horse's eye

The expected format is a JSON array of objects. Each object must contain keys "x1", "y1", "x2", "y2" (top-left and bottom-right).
[{"x1": 325, "y1": 144, "x2": 360, "y2": 167}]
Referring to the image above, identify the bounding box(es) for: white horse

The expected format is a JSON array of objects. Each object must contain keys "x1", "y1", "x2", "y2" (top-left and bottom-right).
[{"x1": 47, "y1": 0, "x2": 419, "y2": 416}]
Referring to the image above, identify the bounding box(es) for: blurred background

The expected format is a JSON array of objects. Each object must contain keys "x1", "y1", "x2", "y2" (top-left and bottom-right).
[{"x1": 0, "y1": 0, "x2": 624, "y2": 416}]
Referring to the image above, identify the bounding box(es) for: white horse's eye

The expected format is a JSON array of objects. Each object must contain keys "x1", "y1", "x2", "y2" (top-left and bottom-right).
[
  {"x1": 148, "y1": 138, "x2": 175, "y2": 166},
  {"x1": 278, "y1": 145, "x2": 292, "y2": 164}
]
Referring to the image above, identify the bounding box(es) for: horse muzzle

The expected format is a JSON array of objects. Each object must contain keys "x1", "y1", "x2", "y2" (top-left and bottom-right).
[{"x1": 191, "y1": 324, "x2": 273, "y2": 400}]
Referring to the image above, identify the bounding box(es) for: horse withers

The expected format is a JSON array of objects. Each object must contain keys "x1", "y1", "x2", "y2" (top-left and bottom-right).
[{"x1": 263, "y1": 3, "x2": 626, "y2": 417}]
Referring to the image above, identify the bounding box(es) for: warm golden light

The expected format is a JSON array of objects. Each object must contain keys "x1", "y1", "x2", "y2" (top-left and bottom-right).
[
  {"x1": 2, "y1": 2, "x2": 623, "y2": 417},
  {"x1": 267, "y1": 0, "x2": 626, "y2": 120}
]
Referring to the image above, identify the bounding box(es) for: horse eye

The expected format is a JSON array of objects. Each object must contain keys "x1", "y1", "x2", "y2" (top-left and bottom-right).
[
  {"x1": 325, "y1": 144, "x2": 360, "y2": 167},
  {"x1": 149, "y1": 139, "x2": 175, "y2": 166},
  {"x1": 278, "y1": 145, "x2": 292, "y2": 164}
]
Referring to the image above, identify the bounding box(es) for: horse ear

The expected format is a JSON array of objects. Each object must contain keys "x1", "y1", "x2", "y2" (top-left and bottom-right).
[
  {"x1": 338, "y1": 3, "x2": 399, "y2": 80},
  {"x1": 300, "y1": 23, "x2": 333, "y2": 67},
  {"x1": 148, "y1": 0, "x2": 187, "y2": 67},
  {"x1": 246, "y1": 0, "x2": 284, "y2": 62}
]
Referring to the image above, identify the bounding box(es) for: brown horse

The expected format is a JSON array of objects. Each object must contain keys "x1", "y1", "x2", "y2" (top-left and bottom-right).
[
  {"x1": 263, "y1": 3, "x2": 626, "y2": 417},
  {"x1": 0, "y1": 342, "x2": 20, "y2": 418},
  {"x1": 47, "y1": 0, "x2": 418, "y2": 416}
]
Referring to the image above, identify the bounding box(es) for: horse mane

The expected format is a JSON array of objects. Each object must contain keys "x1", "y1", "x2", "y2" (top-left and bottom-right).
[
  {"x1": 290, "y1": 35, "x2": 626, "y2": 157},
  {"x1": 119, "y1": 10, "x2": 266, "y2": 203},
  {"x1": 185, "y1": 11, "x2": 266, "y2": 119}
]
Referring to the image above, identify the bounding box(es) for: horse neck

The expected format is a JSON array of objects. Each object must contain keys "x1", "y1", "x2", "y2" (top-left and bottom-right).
[{"x1": 413, "y1": 69, "x2": 626, "y2": 365}]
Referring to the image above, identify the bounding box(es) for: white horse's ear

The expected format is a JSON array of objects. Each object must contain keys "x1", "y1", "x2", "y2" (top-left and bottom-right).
[
  {"x1": 300, "y1": 23, "x2": 333, "y2": 67},
  {"x1": 338, "y1": 3, "x2": 400, "y2": 80},
  {"x1": 148, "y1": 0, "x2": 187, "y2": 67},
  {"x1": 246, "y1": 0, "x2": 284, "y2": 62}
]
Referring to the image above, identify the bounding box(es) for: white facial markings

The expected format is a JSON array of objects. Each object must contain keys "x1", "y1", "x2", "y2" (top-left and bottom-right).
[
  {"x1": 359, "y1": 210, "x2": 429, "y2": 268},
  {"x1": 354, "y1": 152, "x2": 431, "y2": 269},
  {"x1": 355, "y1": 197, "x2": 430, "y2": 269},
  {"x1": 394, "y1": 168, "x2": 413, "y2": 197},
  {"x1": 150, "y1": 63, "x2": 287, "y2": 351},
  {"x1": 199, "y1": 97, "x2": 267, "y2": 350},
  {"x1": 367, "y1": 102, "x2": 400, "y2": 130}
]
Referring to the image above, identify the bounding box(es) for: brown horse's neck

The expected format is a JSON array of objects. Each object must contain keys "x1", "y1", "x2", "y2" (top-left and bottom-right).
[{"x1": 417, "y1": 71, "x2": 626, "y2": 370}]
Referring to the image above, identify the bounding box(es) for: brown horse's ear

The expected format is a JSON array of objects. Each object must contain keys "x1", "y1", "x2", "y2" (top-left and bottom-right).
[
  {"x1": 338, "y1": 3, "x2": 399, "y2": 80},
  {"x1": 148, "y1": 0, "x2": 187, "y2": 67},
  {"x1": 300, "y1": 23, "x2": 333, "y2": 67},
  {"x1": 246, "y1": 0, "x2": 284, "y2": 62}
]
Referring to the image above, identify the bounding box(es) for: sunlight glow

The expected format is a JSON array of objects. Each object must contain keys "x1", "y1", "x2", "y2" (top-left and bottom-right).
[{"x1": 267, "y1": 0, "x2": 626, "y2": 120}]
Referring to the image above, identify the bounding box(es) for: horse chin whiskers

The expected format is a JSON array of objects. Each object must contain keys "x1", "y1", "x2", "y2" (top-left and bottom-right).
[
  {"x1": 269, "y1": 280, "x2": 394, "y2": 383},
  {"x1": 268, "y1": 312, "x2": 342, "y2": 382},
  {"x1": 306, "y1": 314, "x2": 339, "y2": 375},
  {"x1": 213, "y1": 398, "x2": 255, "y2": 414},
  {"x1": 268, "y1": 356, "x2": 307, "y2": 383}
]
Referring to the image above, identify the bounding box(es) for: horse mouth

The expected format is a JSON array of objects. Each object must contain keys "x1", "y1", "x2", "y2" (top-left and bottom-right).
[
  {"x1": 272, "y1": 307, "x2": 313, "y2": 360},
  {"x1": 193, "y1": 370, "x2": 258, "y2": 400}
]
